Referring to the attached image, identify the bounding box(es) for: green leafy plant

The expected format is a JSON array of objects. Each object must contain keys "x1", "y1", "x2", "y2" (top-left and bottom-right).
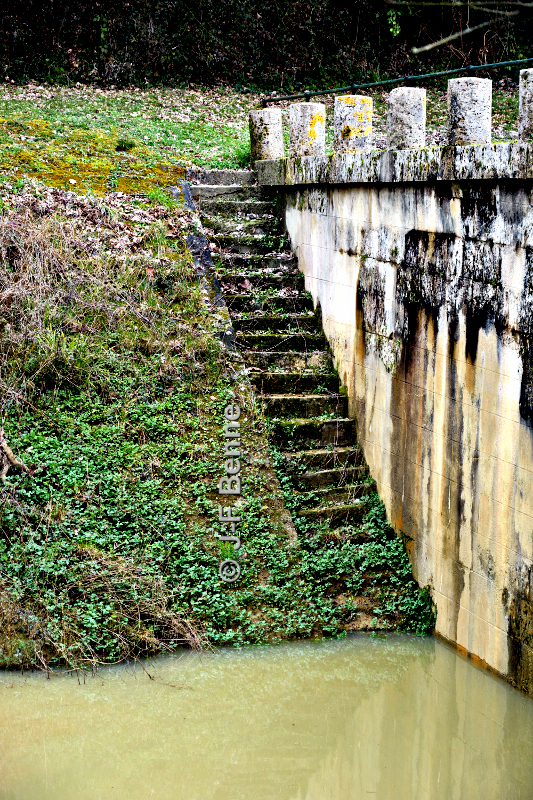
[{"x1": 115, "y1": 136, "x2": 137, "y2": 152}]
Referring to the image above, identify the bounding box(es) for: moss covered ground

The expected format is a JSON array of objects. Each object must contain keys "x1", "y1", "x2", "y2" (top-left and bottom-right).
[
  {"x1": 0, "y1": 84, "x2": 252, "y2": 193},
  {"x1": 0, "y1": 82, "x2": 460, "y2": 671}
]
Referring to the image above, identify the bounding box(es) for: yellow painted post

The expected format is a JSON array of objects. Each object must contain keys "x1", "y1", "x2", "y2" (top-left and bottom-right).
[
  {"x1": 334, "y1": 95, "x2": 372, "y2": 153},
  {"x1": 289, "y1": 103, "x2": 326, "y2": 156}
]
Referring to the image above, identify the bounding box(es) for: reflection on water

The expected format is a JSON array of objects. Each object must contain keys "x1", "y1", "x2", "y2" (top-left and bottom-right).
[{"x1": 0, "y1": 634, "x2": 532, "y2": 800}]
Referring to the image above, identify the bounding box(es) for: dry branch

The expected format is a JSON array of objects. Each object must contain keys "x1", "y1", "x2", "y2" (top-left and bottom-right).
[
  {"x1": 0, "y1": 427, "x2": 34, "y2": 483},
  {"x1": 411, "y1": 20, "x2": 494, "y2": 53}
]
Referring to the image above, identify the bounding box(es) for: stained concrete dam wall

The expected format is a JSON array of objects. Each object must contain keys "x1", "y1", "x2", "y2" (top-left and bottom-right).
[{"x1": 256, "y1": 143, "x2": 533, "y2": 694}]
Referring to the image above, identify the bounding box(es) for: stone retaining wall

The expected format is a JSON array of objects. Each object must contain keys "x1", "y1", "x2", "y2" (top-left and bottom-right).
[{"x1": 254, "y1": 75, "x2": 533, "y2": 694}]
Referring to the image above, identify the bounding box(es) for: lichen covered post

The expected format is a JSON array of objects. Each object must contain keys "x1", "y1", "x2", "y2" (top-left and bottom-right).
[
  {"x1": 334, "y1": 95, "x2": 373, "y2": 153},
  {"x1": 249, "y1": 108, "x2": 284, "y2": 162},
  {"x1": 519, "y1": 69, "x2": 533, "y2": 142},
  {"x1": 289, "y1": 103, "x2": 326, "y2": 156},
  {"x1": 386, "y1": 86, "x2": 426, "y2": 149},
  {"x1": 447, "y1": 77, "x2": 492, "y2": 145}
]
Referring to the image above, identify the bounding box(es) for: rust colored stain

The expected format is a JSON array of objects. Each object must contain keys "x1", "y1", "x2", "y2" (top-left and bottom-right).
[{"x1": 395, "y1": 506, "x2": 403, "y2": 532}]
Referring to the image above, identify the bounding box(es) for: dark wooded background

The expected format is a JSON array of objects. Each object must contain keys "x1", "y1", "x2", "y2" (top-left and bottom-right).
[{"x1": 1, "y1": 1, "x2": 531, "y2": 88}]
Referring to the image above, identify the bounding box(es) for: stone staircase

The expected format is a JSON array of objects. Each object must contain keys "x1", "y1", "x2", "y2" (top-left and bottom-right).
[{"x1": 189, "y1": 169, "x2": 373, "y2": 533}]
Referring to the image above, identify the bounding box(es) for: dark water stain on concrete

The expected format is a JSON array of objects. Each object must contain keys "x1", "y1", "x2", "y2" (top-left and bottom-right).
[
  {"x1": 519, "y1": 247, "x2": 533, "y2": 428},
  {"x1": 464, "y1": 306, "x2": 489, "y2": 365},
  {"x1": 505, "y1": 572, "x2": 533, "y2": 696}
]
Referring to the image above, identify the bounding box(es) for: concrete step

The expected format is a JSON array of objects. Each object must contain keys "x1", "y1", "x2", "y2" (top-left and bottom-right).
[
  {"x1": 282, "y1": 446, "x2": 364, "y2": 471},
  {"x1": 214, "y1": 233, "x2": 286, "y2": 254},
  {"x1": 297, "y1": 482, "x2": 371, "y2": 507},
  {"x1": 244, "y1": 351, "x2": 332, "y2": 372},
  {"x1": 196, "y1": 175, "x2": 371, "y2": 543},
  {"x1": 199, "y1": 199, "x2": 274, "y2": 215},
  {"x1": 263, "y1": 393, "x2": 348, "y2": 419},
  {"x1": 252, "y1": 371, "x2": 339, "y2": 394},
  {"x1": 201, "y1": 215, "x2": 281, "y2": 235},
  {"x1": 214, "y1": 252, "x2": 298, "y2": 271},
  {"x1": 192, "y1": 185, "x2": 263, "y2": 201},
  {"x1": 218, "y1": 270, "x2": 304, "y2": 292},
  {"x1": 295, "y1": 465, "x2": 368, "y2": 490},
  {"x1": 237, "y1": 331, "x2": 326, "y2": 351},
  {"x1": 232, "y1": 312, "x2": 318, "y2": 333},
  {"x1": 297, "y1": 500, "x2": 367, "y2": 528},
  {"x1": 225, "y1": 293, "x2": 314, "y2": 314},
  {"x1": 187, "y1": 168, "x2": 256, "y2": 186},
  {"x1": 220, "y1": 274, "x2": 305, "y2": 294},
  {"x1": 272, "y1": 417, "x2": 356, "y2": 448}
]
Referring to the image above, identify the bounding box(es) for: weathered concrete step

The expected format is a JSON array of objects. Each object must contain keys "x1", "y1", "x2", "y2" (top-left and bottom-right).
[
  {"x1": 201, "y1": 215, "x2": 280, "y2": 235},
  {"x1": 297, "y1": 482, "x2": 371, "y2": 508},
  {"x1": 217, "y1": 264, "x2": 304, "y2": 294},
  {"x1": 252, "y1": 371, "x2": 338, "y2": 394},
  {"x1": 218, "y1": 277, "x2": 304, "y2": 295},
  {"x1": 283, "y1": 446, "x2": 363, "y2": 471},
  {"x1": 214, "y1": 252, "x2": 298, "y2": 270},
  {"x1": 220, "y1": 274, "x2": 305, "y2": 294},
  {"x1": 297, "y1": 500, "x2": 366, "y2": 528},
  {"x1": 273, "y1": 417, "x2": 356, "y2": 448},
  {"x1": 192, "y1": 185, "x2": 263, "y2": 201},
  {"x1": 232, "y1": 313, "x2": 318, "y2": 333},
  {"x1": 199, "y1": 175, "x2": 372, "y2": 543},
  {"x1": 237, "y1": 331, "x2": 326, "y2": 351},
  {"x1": 296, "y1": 466, "x2": 367, "y2": 490},
  {"x1": 214, "y1": 233, "x2": 285, "y2": 254},
  {"x1": 244, "y1": 350, "x2": 332, "y2": 372},
  {"x1": 199, "y1": 199, "x2": 274, "y2": 215},
  {"x1": 187, "y1": 169, "x2": 256, "y2": 186},
  {"x1": 225, "y1": 293, "x2": 313, "y2": 314},
  {"x1": 263, "y1": 393, "x2": 347, "y2": 419}
]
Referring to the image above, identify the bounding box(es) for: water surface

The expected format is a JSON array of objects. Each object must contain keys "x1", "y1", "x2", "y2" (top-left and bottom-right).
[{"x1": 0, "y1": 634, "x2": 532, "y2": 800}]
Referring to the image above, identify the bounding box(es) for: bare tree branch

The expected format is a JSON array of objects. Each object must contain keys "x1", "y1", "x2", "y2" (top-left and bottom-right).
[
  {"x1": 0, "y1": 428, "x2": 34, "y2": 483},
  {"x1": 388, "y1": 0, "x2": 530, "y2": 6},
  {"x1": 411, "y1": 20, "x2": 493, "y2": 53},
  {"x1": 388, "y1": 0, "x2": 518, "y2": 12},
  {"x1": 454, "y1": 0, "x2": 533, "y2": 5}
]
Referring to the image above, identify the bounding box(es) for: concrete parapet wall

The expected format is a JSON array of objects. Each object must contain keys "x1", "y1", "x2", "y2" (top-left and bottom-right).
[
  {"x1": 256, "y1": 141, "x2": 533, "y2": 185},
  {"x1": 257, "y1": 142, "x2": 533, "y2": 695}
]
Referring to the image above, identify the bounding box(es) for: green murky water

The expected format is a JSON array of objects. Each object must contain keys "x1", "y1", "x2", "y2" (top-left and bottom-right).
[{"x1": 0, "y1": 634, "x2": 532, "y2": 800}]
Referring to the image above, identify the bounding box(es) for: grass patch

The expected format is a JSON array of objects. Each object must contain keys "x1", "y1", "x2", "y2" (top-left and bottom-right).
[{"x1": 0, "y1": 84, "x2": 255, "y2": 192}]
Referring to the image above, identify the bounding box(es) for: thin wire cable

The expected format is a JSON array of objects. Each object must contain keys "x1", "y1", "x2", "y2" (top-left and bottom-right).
[{"x1": 262, "y1": 56, "x2": 533, "y2": 106}]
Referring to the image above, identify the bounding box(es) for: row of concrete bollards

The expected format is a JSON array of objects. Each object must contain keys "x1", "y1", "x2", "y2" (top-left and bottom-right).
[{"x1": 249, "y1": 70, "x2": 533, "y2": 161}]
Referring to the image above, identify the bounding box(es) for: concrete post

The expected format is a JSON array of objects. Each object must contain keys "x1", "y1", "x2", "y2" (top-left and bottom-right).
[
  {"x1": 447, "y1": 77, "x2": 492, "y2": 145},
  {"x1": 386, "y1": 86, "x2": 426, "y2": 149},
  {"x1": 334, "y1": 95, "x2": 373, "y2": 153},
  {"x1": 289, "y1": 103, "x2": 326, "y2": 157},
  {"x1": 249, "y1": 108, "x2": 284, "y2": 162},
  {"x1": 519, "y1": 69, "x2": 533, "y2": 142}
]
